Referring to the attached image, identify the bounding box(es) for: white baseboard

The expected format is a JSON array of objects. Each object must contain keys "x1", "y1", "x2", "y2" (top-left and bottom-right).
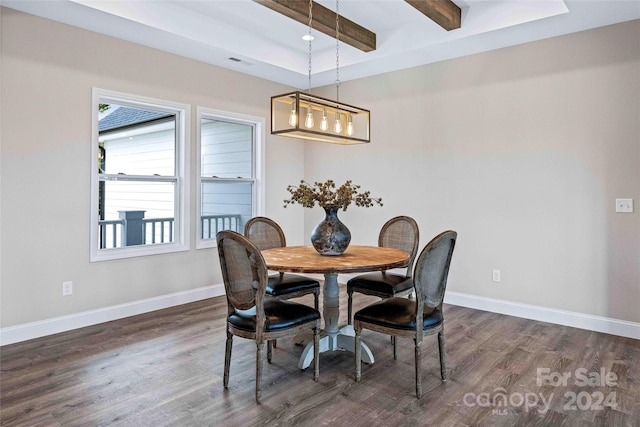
[
  {"x1": 444, "y1": 291, "x2": 640, "y2": 340},
  {"x1": 327, "y1": 274, "x2": 639, "y2": 340},
  {"x1": 2, "y1": 284, "x2": 637, "y2": 347},
  {"x1": 0, "y1": 284, "x2": 225, "y2": 346}
]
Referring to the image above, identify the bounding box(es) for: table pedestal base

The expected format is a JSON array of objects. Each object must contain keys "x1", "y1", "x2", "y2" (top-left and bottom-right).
[
  {"x1": 298, "y1": 272, "x2": 375, "y2": 370},
  {"x1": 298, "y1": 324, "x2": 374, "y2": 369}
]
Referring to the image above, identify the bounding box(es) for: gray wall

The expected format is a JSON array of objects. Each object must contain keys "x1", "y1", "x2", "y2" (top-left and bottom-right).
[
  {"x1": 1, "y1": 7, "x2": 638, "y2": 330},
  {"x1": 307, "y1": 20, "x2": 640, "y2": 323}
]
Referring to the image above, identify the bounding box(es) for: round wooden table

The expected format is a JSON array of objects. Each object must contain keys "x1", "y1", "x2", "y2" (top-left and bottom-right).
[{"x1": 261, "y1": 245, "x2": 409, "y2": 369}]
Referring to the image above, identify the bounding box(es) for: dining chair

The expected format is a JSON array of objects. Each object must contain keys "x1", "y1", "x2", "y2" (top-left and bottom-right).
[
  {"x1": 347, "y1": 216, "x2": 420, "y2": 325},
  {"x1": 354, "y1": 230, "x2": 457, "y2": 398},
  {"x1": 217, "y1": 230, "x2": 320, "y2": 403},
  {"x1": 245, "y1": 217, "x2": 320, "y2": 311}
]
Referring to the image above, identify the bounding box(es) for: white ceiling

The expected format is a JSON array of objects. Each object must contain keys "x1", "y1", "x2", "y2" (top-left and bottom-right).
[{"x1": 4, "y1": 0, "x2": 640, "y2": 89}]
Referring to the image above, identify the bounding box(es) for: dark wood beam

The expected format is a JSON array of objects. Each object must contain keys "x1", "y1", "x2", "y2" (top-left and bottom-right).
[
  {"x1": 254, "y1": 0, "x2": 376, "y2": 52},
  {"x1": 405, "y1": 0, "x2": 461, "y2": 31}
]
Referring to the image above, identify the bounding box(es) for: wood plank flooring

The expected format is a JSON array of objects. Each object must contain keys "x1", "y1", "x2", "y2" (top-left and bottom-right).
[{"x1": 1, "y1": 292, "x2": 639, "y2": 426}]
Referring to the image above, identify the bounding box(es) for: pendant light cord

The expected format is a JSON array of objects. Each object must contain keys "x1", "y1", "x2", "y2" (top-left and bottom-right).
[
  {"x1": 308, "y1": 0, "x2": 313, "y2": 94},
  {"x1": 335, "y1": 0, "x2": 340, "y2": 103}
]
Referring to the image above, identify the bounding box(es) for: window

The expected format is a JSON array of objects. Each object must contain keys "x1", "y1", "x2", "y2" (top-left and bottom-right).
[
  {"x1": 91, "y1": 89, "x2": 190, "y2": 261},
  {"x1": 197, "y1": 108, "x2": 264, "y2": 248}
]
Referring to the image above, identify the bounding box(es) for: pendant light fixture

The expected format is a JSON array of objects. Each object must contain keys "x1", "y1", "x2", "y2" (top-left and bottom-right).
[{"x1": 270, "y1": 0, "x2": 370, "y2": 145}]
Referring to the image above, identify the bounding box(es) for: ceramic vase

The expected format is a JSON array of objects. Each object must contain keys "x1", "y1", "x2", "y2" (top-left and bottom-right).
[{"x1": 310, "y1": 205, "x2": 351, "y2": 256}]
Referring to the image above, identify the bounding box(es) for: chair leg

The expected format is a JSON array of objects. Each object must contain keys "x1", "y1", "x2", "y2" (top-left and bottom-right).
[
  {"x1": 355, "y1": 327, "x2": 362, "y2": 381},
  {"x1": 314, "y1": 290, "x2": 319, "y2": 311},
  {"x1": 224, "y1": 332, "x2": 233, "y2": 388},
  {"x1": 267, "y1": 340, "x2": 273, "y2": 363},
  {"x1": 347, "y1": 288, "x2": 354, "y2": 325},
  {"x1": 438, "y1": 331, "x2": 447, "y2": 382},
  {"x1": 414, "y1": 338, "x2": 422, "y2": 399},
  {"x1": 392, "y1": 336, "x2": 397, "y2": 360},
  {"x1": 313, "y1": 326, "x2": 320, "y2": 381},
  {"x1": 256, "y1": 341, "x2": 264, "y2": 403},
  {"x1": 272, "y1": 339, "x2": 277, "y2": 349}
]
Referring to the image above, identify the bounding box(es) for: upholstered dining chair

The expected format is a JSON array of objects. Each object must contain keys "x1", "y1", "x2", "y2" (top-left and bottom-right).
[
  {"x1": 217, "y1": 230, "x2": 320, "y2": 403},
  {"x1": 347, "y1": 216, "x2": 420, "y2": 325},
  {"x1": 354, "y1": 230, "x2": 457, "y2": 398},
  {"x1": 245, "y1": 217, "x2": 320, "y2": 311}
]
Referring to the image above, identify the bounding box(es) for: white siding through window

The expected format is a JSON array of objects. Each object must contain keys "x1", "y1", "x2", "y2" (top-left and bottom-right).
[
  {"x1": 201, "y1": 119, "x2": 253, "y2": 228},
  {"x1": 201, "y1": 120, "x2": 251, "y2": 178},
  {"x1": 102, "y1": 125, "x2": 175, "y2": 221}
]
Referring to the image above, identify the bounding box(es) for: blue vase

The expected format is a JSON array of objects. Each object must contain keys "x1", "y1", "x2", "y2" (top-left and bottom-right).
[{"x1": 311, "y1": 205, "x2": 351, "y2": 256}]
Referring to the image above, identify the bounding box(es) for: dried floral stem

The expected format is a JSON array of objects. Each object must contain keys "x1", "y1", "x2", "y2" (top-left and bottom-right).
[{"x1": 284, "y1": 179, "x2": 383, "y2": 211}]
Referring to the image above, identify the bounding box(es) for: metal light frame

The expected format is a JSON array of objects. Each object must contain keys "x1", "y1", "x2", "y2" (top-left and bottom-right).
[{"x1": 271, "y1": 91, "x2": 370, "y2": 145}]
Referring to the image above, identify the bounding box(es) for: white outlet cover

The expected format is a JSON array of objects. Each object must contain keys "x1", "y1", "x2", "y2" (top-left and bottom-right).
[
  {"x1": 62, "y1": 281, "x2": 73, "y2": 296},
  {"x1": 615, "y1": 198, "x2": 633, "y2": 213},
  {"x1": 492, "y1": 269, "x2": 501, "y2": 282}
]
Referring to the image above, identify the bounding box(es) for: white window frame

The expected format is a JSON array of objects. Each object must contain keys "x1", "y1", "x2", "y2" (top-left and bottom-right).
[
  {"x1": 196, "y1": 107, "x2": 265, "y2": 249},
  {"x1": 90, "y1": 88, "x2": 191, "y2": 262}
]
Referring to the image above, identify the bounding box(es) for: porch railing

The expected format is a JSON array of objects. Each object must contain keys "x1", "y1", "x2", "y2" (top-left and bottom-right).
[
  {"x1": 99, "y1": 211, "x2": 242, "y2": 248},
  {"x1": 201, "y1": 214, "x2": 242, "y2": 239},
  {"x1": 142, "y1": 217, "x2": 174, "y2": 244},
  {"x1": 99, "y1": 219, "x2": 125, "y2": 249}
]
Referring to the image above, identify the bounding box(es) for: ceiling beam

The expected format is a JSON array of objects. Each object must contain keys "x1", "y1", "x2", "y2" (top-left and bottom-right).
[
  {"x1": 405, "y1": 0, "x2": 461, "y2": 31},
  {"x1": 254, "y1": 0, "x2": 376, "y2": 52}
]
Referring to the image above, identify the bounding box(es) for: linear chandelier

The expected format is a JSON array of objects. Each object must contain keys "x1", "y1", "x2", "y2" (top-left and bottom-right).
[{"x1": 270, "y1": 0, "x2": 370, "y2": 145}]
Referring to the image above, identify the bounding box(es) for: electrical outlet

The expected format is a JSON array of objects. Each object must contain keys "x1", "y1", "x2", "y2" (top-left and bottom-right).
[
  {"x1": 492, "y1": 269, "x2": 501, "y2": 283},
  {"x1": 615, "y1": 198, "x2": 633, "y2": 213},
  {"x1": 62, "y1": 281, "x2": 73, "y2": 296}
]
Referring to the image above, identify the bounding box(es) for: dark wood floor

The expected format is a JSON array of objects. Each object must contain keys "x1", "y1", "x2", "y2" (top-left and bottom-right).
[{"x1": 1, "y1": 291, "x2": 639, "y2": 427}]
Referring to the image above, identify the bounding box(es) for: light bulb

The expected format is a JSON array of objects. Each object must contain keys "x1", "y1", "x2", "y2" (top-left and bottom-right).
[
  {"x1": 288, "y1": 101, "x2": 297, "y2": 127},
  {"x1": 320, "y1": 109, "x2": 329, "y2": 131},
  {"x1": 334, "y1": 113, "x2": 342, "y2": 134},
  {"x1": 346, "y1": 114, "x2": 354, "y2": 136},
  {"x1": 304, "y1": 105, "x2": 314, "y2": 129}
]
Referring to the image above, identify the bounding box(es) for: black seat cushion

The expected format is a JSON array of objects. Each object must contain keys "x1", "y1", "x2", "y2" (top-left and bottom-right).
[
  {"x1": 347, "y1": 272, "x2": 413, "y2": 295},
  {"x1": 229, "y1": 297, "x2": 320, "y2": 332},
  {"x1": 266, "y1": 273, "x2": 319, "y2": 297},
  {"x1": 354, "y1": 297, "x2": 443, "y2": 331}
]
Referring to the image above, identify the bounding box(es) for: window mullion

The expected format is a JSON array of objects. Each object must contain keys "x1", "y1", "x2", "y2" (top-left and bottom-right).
[
  {"x1": 100, "y1": 174, "x2": 178, "y2": 183},
  {"x1": 200, "y1": 177, "x2": 254, "y2": 183}
]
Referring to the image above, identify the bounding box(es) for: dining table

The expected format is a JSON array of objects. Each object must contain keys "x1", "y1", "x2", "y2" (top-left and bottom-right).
[{"x1": 261, "y1": 245, "x2": 409, "y2": 369}]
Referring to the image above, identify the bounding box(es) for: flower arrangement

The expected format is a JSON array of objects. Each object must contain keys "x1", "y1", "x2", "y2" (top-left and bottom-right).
[{"x1": 284, "y1": 179, "x2": 383, "y2": 211}]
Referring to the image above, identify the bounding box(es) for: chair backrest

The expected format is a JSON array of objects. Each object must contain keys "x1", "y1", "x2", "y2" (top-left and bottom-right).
[
  {"x1": 217, "y1": 230, "x2": 269, "y2": 315},
  {"x1": 244, "y1": 217, "x2": 286, "y2": 250},
  {"x1": 413, "y1": 230, "x2": 457, "y2": 311},
  {"x1": 379, "y1": 216, "x2": 420, "y2": 277}
]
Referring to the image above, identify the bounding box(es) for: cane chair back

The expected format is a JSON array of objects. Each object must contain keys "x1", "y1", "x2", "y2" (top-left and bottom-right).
[
  {"x1": 346, "y1": 216, "x2": 419, "y2": 324},
  {"x1": 379, "y1": 216, "x2": 420, "y2": 277},
  {"x1": 217, "y1": 231, "x2": 266, "y2": 315},
  {"x1": 414, "y1": 230, "x2": 457, "y2": 312},
  {"x1": 244, "y1": 217, "x2": 286, "y2": 251}
]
